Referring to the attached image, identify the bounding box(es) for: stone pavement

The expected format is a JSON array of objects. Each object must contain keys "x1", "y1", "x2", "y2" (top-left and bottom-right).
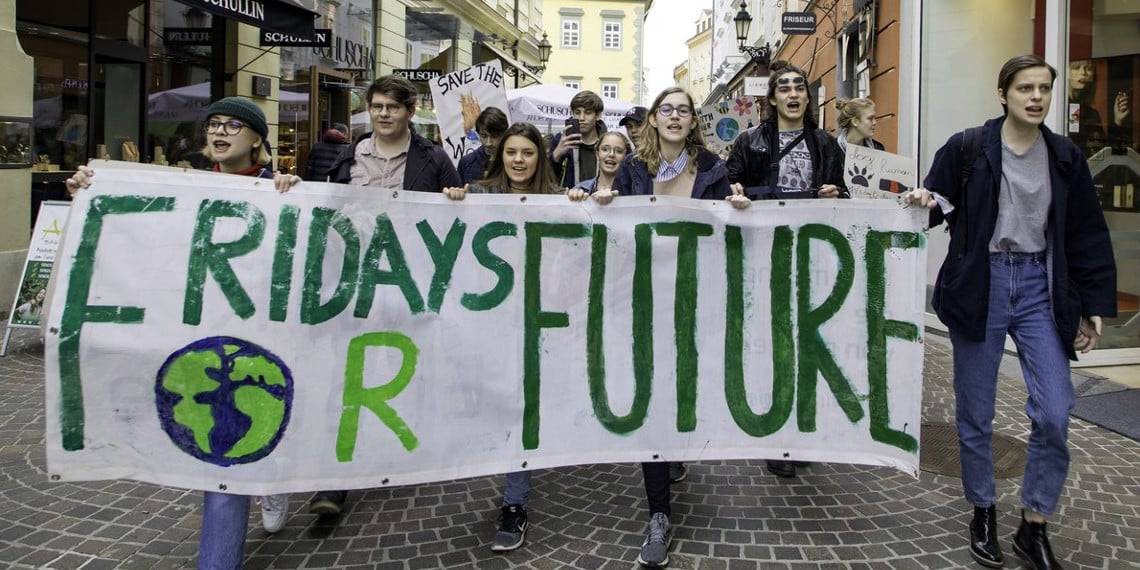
[{"x1": 1, "y1": 328, "x2": 1138, "y2": 570}]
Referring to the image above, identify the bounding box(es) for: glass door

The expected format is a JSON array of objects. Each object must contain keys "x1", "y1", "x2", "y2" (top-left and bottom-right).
[{"x1": 91, "y1": 58, "x2": 144, "y2": 161}]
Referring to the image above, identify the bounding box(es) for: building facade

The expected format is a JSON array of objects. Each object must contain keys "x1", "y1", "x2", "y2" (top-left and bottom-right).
[
  {"x1": 539, "y1": 0, "x2": 653, "y2": 104},
  {"x1": 673, "y1": 61, "x2": 689, "y2": 94},
  {"x1": 685, "y1": 9, "x2": 713, "y2": 106}
]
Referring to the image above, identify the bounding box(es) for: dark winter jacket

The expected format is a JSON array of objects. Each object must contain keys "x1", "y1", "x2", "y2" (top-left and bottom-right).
[
  {"x1": 304, "y1": 131, "x2": 351, "y2": 181},
  {"x1": 328, "y1": 129, "x2": 460, "y2": 192},
  {"x1": 612, "y1": 147, "x2": 732, "y2": 200},
  {"x1": 924, "y1": 116, "x2": 1117, "y2": 358},
  {"x1": 549, "y1": 121, "x2": 607, "y2": 188},
  {"x1": 458, "y1": 147, "x2": 491, "y2": 185},
  {"x1": 726, "y1": 118, "x2": 847, "y2": 199}
]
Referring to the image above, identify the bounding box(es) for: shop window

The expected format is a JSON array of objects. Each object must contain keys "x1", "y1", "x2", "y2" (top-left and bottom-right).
[
  {"x1": 1067, "y1": 3, "x2": 1140, "y2": 350},
  {"x1": 145, "y1": 0, "x2": 214, "y2": 169},
  {"x1": 18, "y1": 22, "x2": 90, "y2": 171}
]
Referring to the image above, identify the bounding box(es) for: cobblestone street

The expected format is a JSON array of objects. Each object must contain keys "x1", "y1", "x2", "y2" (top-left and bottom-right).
[{"x1": 1, "y1": 329, "x2": 1138, "y2": 569}]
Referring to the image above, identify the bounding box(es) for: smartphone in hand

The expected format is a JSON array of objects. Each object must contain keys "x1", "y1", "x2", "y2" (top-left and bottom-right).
[{"x1": 564, "y1": 117, "x2": 581, "y2": 137}]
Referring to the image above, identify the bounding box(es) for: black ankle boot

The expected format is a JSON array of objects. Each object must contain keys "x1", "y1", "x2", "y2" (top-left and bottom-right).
[
  {"x1": 1013, "y1": 512, "x2": 1062, "y2": 570},
  {"x1": 969, "y1": 506, "x2": 1005, "y2": 568}
]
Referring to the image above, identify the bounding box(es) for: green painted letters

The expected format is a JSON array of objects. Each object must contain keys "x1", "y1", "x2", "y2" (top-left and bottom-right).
[
  {"x1": 336, "y1": 332, "x2": 420, "y2": 460},
  {"x1": 183, "y1": 200, "x2": 266, "y2": 325},
  {"x1": 355, "y1": 214, "x2": 424, "y2": 317},
  {"x1": 724, "y1": 225, "x2": 796, "y2": 437},
  {"x1": 269, "y1": 205, "x2": 300, "y2": 322},
  {"x1": 795, "y1": 224, "x2": 864, "y2": 431},
  {"x1": 865, "y1": 230, "x2": 923, "y2": 453},
  {"x1": 461, "y1": 222, "x2": 517, "y2": 311},
  {"x1": 416, "y1": 217, "x2": 467, "y2": 313},
  {"x1": 522, "y1": 222, "x2": 589, "y2": 450},
  {"x1": 301, "y1": 208, "x2": 361, "y2": 325},
  {"x1": 653, "y1": 222, "x2": 714, "y2": 432},
  {"x1": 59, "y1": 195, "x2": 175, "y2": 450}
]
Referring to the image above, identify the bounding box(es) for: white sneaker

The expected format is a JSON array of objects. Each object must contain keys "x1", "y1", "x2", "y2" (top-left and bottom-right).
[{"x1": 259, "y1": 493, "x2": 289, "y2": 533}]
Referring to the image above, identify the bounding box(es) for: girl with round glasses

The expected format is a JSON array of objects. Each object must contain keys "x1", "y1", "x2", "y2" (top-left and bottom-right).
[{"x1": 66, "y1": 96, "x2": 300, "y2": 569}]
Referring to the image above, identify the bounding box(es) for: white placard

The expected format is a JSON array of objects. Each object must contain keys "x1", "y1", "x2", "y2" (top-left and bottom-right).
[
  {"x1": 698, "y1": 97, "x2": 762, "y2": 155},
  {"x1": 45, "y1": 167, "x2": 928, "y2": 494},
  {"x1": 844, "y1": 145, "x2": 918, "y2": 199},
  {"x1": 429, "y1": 60, "x2": 511, "y2": 166}
]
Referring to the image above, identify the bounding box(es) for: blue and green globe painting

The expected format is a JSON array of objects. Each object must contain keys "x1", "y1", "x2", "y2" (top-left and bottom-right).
[
  {"x1": 716, "y1": 118, "x2": 741, "y2": 142},
  {"x1": 155, "y1": 337, "x2": 293, "y2": 466}
]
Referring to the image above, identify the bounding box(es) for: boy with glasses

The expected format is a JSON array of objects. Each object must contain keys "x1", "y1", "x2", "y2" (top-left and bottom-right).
[
  {"x1": 326, "y1": 75, "x2": 460, "y2": 193},
  {"x1": 313, "y1": 75, "x2": 460, "y2": 517}
]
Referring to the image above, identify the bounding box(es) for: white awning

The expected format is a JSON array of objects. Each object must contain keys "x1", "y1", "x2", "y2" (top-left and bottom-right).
[{"x1": 480, "y1": 42, "x2": 544, "y2": 85}]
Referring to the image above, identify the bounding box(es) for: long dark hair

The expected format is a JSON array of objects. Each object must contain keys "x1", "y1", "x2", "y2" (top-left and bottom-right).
[
  {"x1": 764, "y1": 61, "x2": 817, "y2": 125},
  {"x1": 478, "y1": 122, "x2": 559, "y2": 194},
  {"x1": 635, "y1": 87, "x2": 706, "y2": 175}
]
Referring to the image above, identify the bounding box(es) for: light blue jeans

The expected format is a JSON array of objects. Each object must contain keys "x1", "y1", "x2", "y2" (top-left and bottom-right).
[
  {"x1": 502, "y1": 471, "x2": 531, "y2": 508},
  {"x1": 950, "y1": 252, "x2": 1074, "y2": 516},
  {"x1": 198, "y1": 491, "x2": 249, "y2": 569}
]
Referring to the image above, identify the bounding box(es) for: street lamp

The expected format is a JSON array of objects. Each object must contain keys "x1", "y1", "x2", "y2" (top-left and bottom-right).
[
  {"x1": 733, "y1": 0, "x2": 771, "y2": 64},
  {"x1": 537, "y1": 32, "x2": 552, "y2": 72}
]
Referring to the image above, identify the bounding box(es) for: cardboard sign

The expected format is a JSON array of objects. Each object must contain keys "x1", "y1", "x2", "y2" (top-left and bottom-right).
[
  {"x1": 429, "y1": 61, "x2": 511, "y2": 166},
  {"x1": 698, "y1": 97, "x2": 762, "y2": 154},
  {"x1": 844, "y1": 145, "x2": 918, "y2": 199}
]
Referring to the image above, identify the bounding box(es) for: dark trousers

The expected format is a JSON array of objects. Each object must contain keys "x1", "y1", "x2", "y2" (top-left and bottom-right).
[{"x1": 642, "y1": 462, "x2": 670, "y2": 517}]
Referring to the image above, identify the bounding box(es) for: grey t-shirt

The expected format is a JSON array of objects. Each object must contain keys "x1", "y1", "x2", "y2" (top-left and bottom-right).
[
  {"x1": 777, "y1": 129, "x2": 813, "y2": 194},
  {"x1": 990, "y1": 133, "x2": 1051, "y2": 253}
]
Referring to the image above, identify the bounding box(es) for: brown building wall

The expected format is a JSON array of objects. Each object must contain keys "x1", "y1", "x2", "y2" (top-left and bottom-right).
[{"x1": 773, "y1": 0, "x2": 901, "y2": 152}]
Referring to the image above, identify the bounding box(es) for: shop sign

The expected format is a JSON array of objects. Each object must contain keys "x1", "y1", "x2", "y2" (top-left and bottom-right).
[
  {"x1": 260, "y1": 28, "x2": 332, "y2": 47},
  {"x1": 394, "y1": 69, "x2": 443, "y2": 82},
  {"x1": 315, "y1": 36, "x2": 375, "y2": 73},
  {"x1": 178, "y1": 0, "x2": 317, "y2": 36},
  {"x1": 782, "y1": 12, "x2": 817, "y2": 35},
  {"x1": 164, "y1": 28, "x2": 213, "y2": 46}
]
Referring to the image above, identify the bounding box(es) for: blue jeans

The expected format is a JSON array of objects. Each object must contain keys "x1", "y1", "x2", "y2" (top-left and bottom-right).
[
  {"x1": 950, "y1": 252, "x2": 1074, "y2": 516},
  {"x1": 502, "y1": 471, "x2": 531, "y2": 508},
  {"x1": 198, "y1": 492, "x2": 249, "y2": 569}
]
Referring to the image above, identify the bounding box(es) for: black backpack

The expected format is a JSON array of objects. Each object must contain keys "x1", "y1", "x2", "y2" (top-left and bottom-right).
[{"x1": 950, "y1": 127, "x2": 984, "y2": 258}]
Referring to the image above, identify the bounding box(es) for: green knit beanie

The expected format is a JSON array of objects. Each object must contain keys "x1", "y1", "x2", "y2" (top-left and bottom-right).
[{"x1": 205, "y1": 97, "x2": 269, "y2": 142}]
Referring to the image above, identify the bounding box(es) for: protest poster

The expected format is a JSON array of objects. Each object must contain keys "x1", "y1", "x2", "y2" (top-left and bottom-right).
[
  {"x1": 2, "y1": 201, "x2": 70, "y2": 356},
  {"x1": 45, "y1": 166, "x2": 927, "y2": 494},
  {"x1": 844, "y1": 145, "x2": 918, "y2": 199},
  {"x1": 429, "y1": 60, "x2": 510, "y2": 166},
  {"x1": 698, "y1": 97, "x2": 761, "y2": 155}
]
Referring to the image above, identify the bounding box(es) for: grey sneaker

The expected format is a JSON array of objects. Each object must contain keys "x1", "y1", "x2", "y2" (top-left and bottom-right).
[
  {"x1": 258, "y1": 493, "x2": 289, "y2": 533},
  {"x1": 669, "y1": 462, "x2": 688, "y2": 483},
  {"x1": 491, "y1": 504, "x2": 528, "y2": 552},
  {"x1": 637, "y1": 512, "x2": 672, "y2": 567}
]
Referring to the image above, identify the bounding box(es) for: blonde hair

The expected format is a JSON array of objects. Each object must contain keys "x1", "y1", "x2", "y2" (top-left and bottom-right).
[
  {"x1": 201, "y1": 135, "x2": 272, "y2": 166},
  {"x1": 636, "y1": 87, "x2": 706, "y2": 175},
  {"x1": 835, "y1": 97, "x2": 875, "y2": 130}
]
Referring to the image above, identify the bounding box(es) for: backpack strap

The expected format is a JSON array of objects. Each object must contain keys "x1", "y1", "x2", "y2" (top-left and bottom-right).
[{"x1": 952, "y1": 126, "x2": 984, "y2": 258}]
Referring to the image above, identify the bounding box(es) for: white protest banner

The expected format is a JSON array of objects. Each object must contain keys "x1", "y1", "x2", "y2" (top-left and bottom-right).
[
  {"x1": 844, "y1": 145, "x2": 918, "y2": 199},
  {"x1": 429, "y1": 60, "x2": 510, "y2": 166},
  {"x1": 2, "y1": 201, "x2": 70, "y2": 355},
  {"x1": 698, "y1": 97, "x2": 761, "y2": 155},
  {"x1": 46, "y1": 167, "x2": 927, "y2": 495}
]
